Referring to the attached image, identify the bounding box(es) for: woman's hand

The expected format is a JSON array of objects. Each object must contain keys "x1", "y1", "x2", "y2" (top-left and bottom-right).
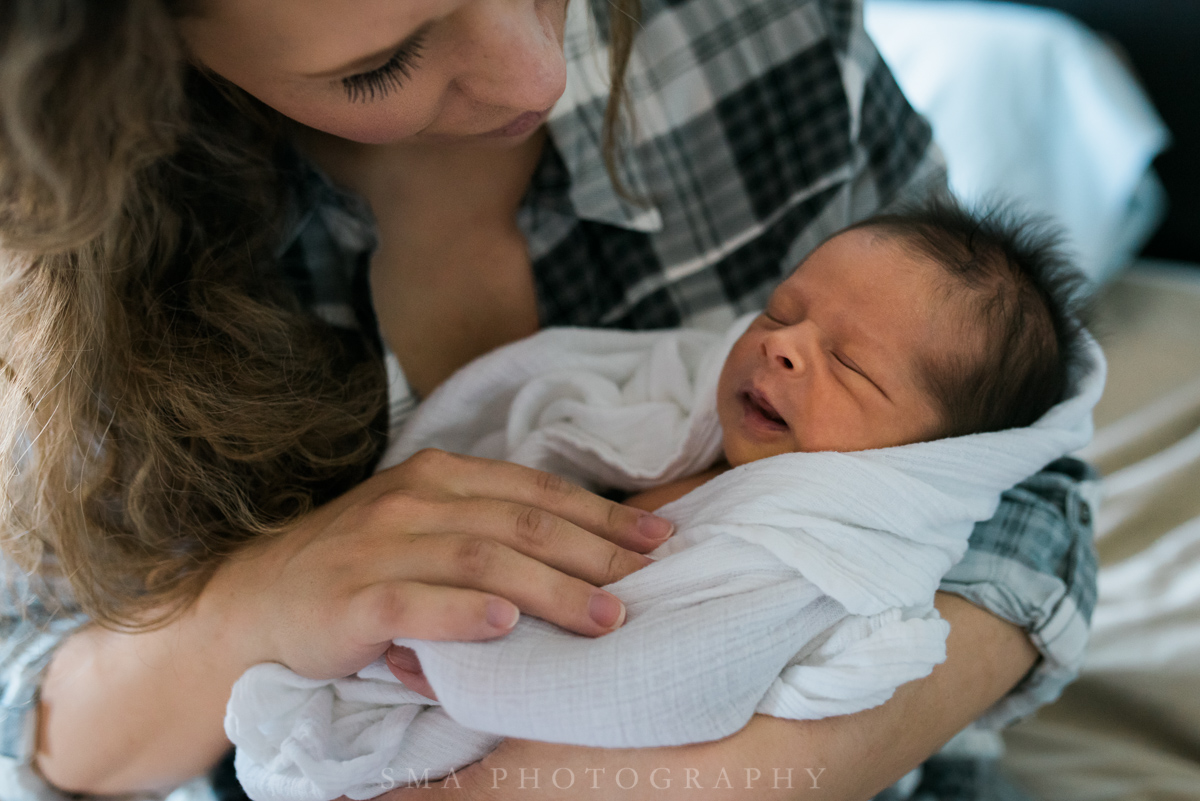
[
  {"x1": 39, "y1": 449, "x2": 669, "y2": 796},
  {"x1": 206, "y1": 448, "x2": 674, "y2": 681},
  {"x1": 368, "y1": 593, "x2": 1039, "y2": 801}
]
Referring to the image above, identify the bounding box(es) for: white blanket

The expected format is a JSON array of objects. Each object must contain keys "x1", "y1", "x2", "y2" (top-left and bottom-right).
[{"x1": 226, "y1": 316, "x2": 1105, "y2": 801}]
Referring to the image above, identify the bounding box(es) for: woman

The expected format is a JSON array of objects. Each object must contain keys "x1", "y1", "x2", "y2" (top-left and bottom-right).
[{"x1": 0, "y1": 1, "x2": 1095, "y2": 799}]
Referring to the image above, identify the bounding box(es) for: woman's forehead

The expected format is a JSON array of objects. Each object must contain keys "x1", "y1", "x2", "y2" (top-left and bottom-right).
[{"x1": 181, "y1": 0, "x2": 457, "y2": 78}]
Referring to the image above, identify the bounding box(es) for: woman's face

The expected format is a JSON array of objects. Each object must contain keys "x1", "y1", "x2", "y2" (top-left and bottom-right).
[{"x1": 177, "y1": 0, "x2": 569, "y2": 145}]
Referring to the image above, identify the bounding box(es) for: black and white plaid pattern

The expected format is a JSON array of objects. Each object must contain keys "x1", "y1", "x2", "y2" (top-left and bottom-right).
[
  {"x1": 528, "y1": 0, "x2": 942, "y2": 332},
  {"x1": 0, "y1": 2, "x2": 1096, "y2": 799}
]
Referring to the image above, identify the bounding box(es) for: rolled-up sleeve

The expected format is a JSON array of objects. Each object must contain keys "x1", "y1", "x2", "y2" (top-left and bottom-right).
[
  {"x1": 0, "y1": 594, "x2": 89, "y2": 801},
  {"x1": 938, "y1": 456, "x2": 1100, "y2": 729}
]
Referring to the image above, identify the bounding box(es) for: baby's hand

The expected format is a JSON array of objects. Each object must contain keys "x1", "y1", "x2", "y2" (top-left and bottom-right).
[{"x1": 386, "y1": 645, "x2": 438, "y2": 701}]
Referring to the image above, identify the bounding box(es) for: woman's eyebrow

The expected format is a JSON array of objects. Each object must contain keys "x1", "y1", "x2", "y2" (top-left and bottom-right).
[{"x1": 305, "y1": 27, "x2": 427, "y2": 79}]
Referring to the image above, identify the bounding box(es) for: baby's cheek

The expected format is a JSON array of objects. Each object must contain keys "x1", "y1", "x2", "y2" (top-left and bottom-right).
[
  {"x1": 714, "y1": 357, "x2": 741, "y2": 428},
  {"x1": 715, "y1": 332, "x2": 767, "y2": 466},
  {"x1": 715, "y1": 408, "x2": 746, "y2": 467}
]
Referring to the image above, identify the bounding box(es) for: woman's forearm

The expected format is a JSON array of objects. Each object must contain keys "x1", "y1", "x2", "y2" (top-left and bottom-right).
[
  {"x1": 35, "y1": 594, "x2": 255, "y2": 795},
  {"x1": 388, "y1": 593, "x2": 1038, "y2": 801},
  {"x1": 704, "y1": 592, "x2": 1039, "y2": 800}
]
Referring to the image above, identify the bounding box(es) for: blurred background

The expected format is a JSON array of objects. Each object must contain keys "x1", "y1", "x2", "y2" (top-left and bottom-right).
[
  {"x1": 864, "y1": 2, "x2": 1200, "y2": 798},
  {"x1": 1004, "y1": 0, "x2": 1199, "y2": 265}
]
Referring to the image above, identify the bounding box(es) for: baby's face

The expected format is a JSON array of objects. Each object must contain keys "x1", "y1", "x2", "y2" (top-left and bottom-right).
[{"x1": 718, "y1": 227, "x2": 959, "y2": 465}]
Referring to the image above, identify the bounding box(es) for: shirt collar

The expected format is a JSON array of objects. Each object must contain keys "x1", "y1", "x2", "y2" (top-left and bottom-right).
[{"x1": 275, "y1": 147, "x2": 378, "y2": 261}]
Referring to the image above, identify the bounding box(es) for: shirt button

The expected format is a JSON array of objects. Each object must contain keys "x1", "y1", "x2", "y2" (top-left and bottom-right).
[{"x1": 1078, "y1": 502, "x2": 1092, "y2": 527}]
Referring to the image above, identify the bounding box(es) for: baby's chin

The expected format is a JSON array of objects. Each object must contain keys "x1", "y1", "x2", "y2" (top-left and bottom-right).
[
  {"x1": 719, "y1": 429, "x2": 748, "y2": 468},
  {"x1": 720, "y1": 448, "x2": 747, "y2": 468},
  {"x1": 719, "y1": 436, "x2": 788, "y2": 468}
]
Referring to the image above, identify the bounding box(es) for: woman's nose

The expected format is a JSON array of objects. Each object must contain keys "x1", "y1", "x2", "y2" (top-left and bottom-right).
[
  {"x1": 762, "y1": 326, "x2": 808, "y2": 373},
  {"x1": 453, "y1": 0, "x2": 568, "y2": 114}
]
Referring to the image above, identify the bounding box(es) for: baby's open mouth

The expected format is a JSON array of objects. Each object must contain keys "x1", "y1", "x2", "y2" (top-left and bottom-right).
[{"x1": 742, "y1": 389, "x2": 787, "y2": 427}]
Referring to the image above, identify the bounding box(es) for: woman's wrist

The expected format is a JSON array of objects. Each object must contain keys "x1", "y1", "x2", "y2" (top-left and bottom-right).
[
  {"x1": 196, "y1": 500, "x2": 342, "y2": 673},
  {"x1": 196, "y1": 534, "x2": 294, "y2": 672}
]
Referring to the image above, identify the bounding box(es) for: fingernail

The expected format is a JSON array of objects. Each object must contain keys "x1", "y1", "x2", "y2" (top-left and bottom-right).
[
  {"x1": 589, "y1": 592, "x2": 626, "y2": 629},
  {"x1": 637, "y1": 513, "x2": 675, "y2": 542},
  {"x1": 486, "y1": 598, "x2": 520, "y2": 630},
  {"x1": 387, "y1": 646, "x2": 421, "y2": 674}
]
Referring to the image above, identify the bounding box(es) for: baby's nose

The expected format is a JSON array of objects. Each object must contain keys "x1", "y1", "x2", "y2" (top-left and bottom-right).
[{"x1": 764, "y1": 330, "x2": 806, "y2": 373}]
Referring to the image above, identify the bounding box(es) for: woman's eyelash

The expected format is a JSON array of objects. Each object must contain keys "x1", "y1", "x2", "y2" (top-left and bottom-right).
[{"x1": 342, "y1": 34, "x2": 427, "y2": 103}]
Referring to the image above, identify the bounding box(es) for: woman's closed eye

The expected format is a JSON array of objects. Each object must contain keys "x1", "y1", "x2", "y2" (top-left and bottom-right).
[{"x1": 342, "y1": 31, "x2": 428, "y2": 103}]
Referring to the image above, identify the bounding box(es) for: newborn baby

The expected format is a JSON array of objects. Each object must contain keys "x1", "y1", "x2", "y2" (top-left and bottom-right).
[{"x1": 227, "y1": 199, "x2": 1102, "y2": 801}]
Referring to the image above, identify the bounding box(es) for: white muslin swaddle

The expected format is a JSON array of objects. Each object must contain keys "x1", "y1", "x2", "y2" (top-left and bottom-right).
[{"x1": 226, "y1": 315, "x2": 1105, "y2": 801}]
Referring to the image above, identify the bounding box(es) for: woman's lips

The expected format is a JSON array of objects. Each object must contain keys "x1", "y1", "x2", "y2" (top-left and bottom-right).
[
  {"x1": 481, "y1": 109, "x2": 549, "y2": 138},
  {"x1": 740, "y1": 387, "x2": 788, "y2": 432}
]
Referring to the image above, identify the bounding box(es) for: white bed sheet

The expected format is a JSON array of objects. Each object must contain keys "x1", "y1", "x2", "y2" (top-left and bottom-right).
[{"x1": 865, "y1": 0, "x2": 1170, "y2": 285}]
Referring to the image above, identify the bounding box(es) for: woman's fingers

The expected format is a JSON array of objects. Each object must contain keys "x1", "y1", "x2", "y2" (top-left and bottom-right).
[
  {"x1": 390, "y1": 450, "x2": 675, "y2": 552},
  {"x1": 350, "y1": 582, "x2": 520, "y2": 645},
  {"x1": 245, "y1": 449, "x2": 670, "y2": 679},
  {"x1": 416, "y1": 495, "x2": 653, "y2": 586},
  {"x1": 372, "y1": 531, "x2": 629, "y2": 637}
]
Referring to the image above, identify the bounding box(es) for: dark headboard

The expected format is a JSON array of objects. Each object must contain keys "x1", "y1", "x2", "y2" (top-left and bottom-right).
[{"x1": 931, "y1": 0, "x2": 1199, "y2": 263}]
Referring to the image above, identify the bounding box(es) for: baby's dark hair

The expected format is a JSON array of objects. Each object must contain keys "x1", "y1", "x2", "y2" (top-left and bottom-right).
[{"x1": 850, "y1": 196, "x2": 1092, "y2": 438}]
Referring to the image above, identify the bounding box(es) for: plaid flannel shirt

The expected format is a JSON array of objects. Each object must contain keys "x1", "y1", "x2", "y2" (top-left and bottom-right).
[{"x1": 0, "y1": 1, "x2": 1097, "y2": 799}]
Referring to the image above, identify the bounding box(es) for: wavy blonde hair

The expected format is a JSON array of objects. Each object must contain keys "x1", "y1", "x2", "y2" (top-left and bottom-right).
[{"x1": 0, "y1": 0, "x2": 642, "y2": 629}]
